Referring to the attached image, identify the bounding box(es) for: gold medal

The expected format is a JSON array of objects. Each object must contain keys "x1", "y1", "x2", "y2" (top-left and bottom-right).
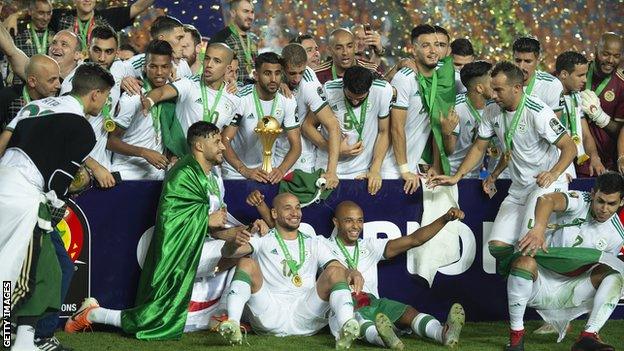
[
  {"x1": 104, "y1": 118, "x2": 116, "y2": 132},
  {"x1": 81, "y1": 49, "x2": 89, "y2": 60},
  {"x1": 504, "y1": 150, "x2": 512, "y2": 162},
  {"x1": 571, "y1": 134, "x2": 581, "y2": 145},
  {"x1": 292, "y1": 274, "x2": 302, "y2": 287},
  {"x1": 604, "y1": 90, "x2": 615, "y2": 102},
  {"x1": 576, "y1": 153, "x2": 590, "y2": 165}
]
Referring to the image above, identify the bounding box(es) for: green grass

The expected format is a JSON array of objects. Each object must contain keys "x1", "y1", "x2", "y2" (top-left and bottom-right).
[{"x1": 55, "y1": 320, "x2": 624, "y2": 351}]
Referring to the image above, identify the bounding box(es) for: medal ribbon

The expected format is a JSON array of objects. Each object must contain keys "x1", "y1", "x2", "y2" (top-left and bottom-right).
[
  {"x1": 28, "y1": 23, "x2": 48, "y2": 54},
  {"x1": 22, "y1": 86, "x2": 31, "y2": 104},
  {"x1": 562, "y1": 94, "x2": 579, "y2": 139},
  {"x1": 228, "y1": 24, "x2": 252, "y2": 70},
  {"x1": 344, "y1": 95, "x2": 368, "y2": 141},
  {"x1": 201, "y1": 81, "x2": 224, "y2": 124},
  {"x1": 585, "y1": 61, "x2": 612, "y2": 97},
  {"x1": 274, "y1": 230, "x2": 305, "y2": 276},
  {"x1": 142, "y1": 79, "x2": 162, "y2": 135},
  {"x1": 335, "y1": 238, "x2": 359, "y2": 270},
  {"x1": 206, "y1": 171, "x2": 222, "y2": 207},
  {"x1": 252, "y1": 85, "x2": 278, "y2": 119},
  {"x1": 75, "y1": 16, "x2": 95, "y2": 50},
  {"x1": 331, "y1": 64, "x2": 338, "y2": 80},
  {"x1": 503, "y1": 75, "x2": 535, "y2": 153}
]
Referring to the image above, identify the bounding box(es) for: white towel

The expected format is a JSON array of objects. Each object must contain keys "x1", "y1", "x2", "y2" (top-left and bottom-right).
[{"x1": 406, "y1": 179, "x2": 461, "y2": 286}]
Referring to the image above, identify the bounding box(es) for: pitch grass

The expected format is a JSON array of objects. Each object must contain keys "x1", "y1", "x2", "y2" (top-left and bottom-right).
[{"x1": 56, "y1": 320, "x2": 624, "y2": 351}]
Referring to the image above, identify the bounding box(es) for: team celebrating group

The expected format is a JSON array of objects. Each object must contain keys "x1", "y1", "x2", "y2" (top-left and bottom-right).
[{"x1": 0, "y1": 0, "x2": 623, "y2": 350}]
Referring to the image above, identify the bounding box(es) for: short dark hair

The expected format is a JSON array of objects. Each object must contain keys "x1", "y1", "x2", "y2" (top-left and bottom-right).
[
  {"x1": 491, "y1": 61, "x2": 524, "y2": 86},
  {"x1": 281, "y1": 43, "x2": 307, "y2": 67},
  {"x1": 118, "y1": 43, "x2": 137, "y2": 55},
  {"x1": 89, "y1": 25, "x2": 118, "y2": 45},
  {"x1": 460, "y1": 60, "x2": 492, "y2": 88},
  {"x1": 29, "y1": 0, "x2": 51, "y2": 8},
  {"x1": 594, "y1": 171, "x2": 624, "y2": 197},
  {"x1": 513, "y1": 37, "x2": 541, "y2": 55},
  {"x1": 451, "y1": 38, "x2": 474, "y2": 56},
  {"x1": 70, "y1": 62, "x2": 115, "y2": 96},
  {"x1": 150, "y1": 15, "x2": 183, "y2": 39},
  {"x1": 254, "y1": 52, "x2": 282, "y2": 71},
  {"x1": 410, "y1": 24, "x2": 436, "y2": 44},
  {"x1": 187, "y1": 121, "x2": 220, "y2": 147},
  {"x1": 291, "y1": 33, "x2": 314, "y2": 44},
  {"x1": 343, "y1": 66, "x2": 373, "y2": 94},
  {"x1": 184, "y1": 24, "x2": 202, "y2": 46},
  {"x1": 555, "y1": 51, "x2": 588, "y2": 75},
  {"x1": 145, "y1": 40, "x2": 173, "y2": 62},
  {"x1": 433, "y1": 25, "x2": 450, "y2": 42}
]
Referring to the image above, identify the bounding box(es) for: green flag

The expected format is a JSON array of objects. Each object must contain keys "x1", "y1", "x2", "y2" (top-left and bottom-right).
[{"x1": 159, "y1": 102, "x2": 189, "y2": 158}]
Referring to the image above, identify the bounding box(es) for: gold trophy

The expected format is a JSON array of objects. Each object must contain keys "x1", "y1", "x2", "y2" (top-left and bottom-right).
[{"x1": 254, "y1": 116, "x2": 283, "y2": 173}]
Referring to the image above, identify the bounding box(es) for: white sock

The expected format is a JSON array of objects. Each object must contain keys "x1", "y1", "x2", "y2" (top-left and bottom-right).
[
  {"x1": 226, "y1": 279, "x2": 251, "y2": 323},
  {"x1": 585, "y1": 273, "x2": 624, "y2": 333},
  {"x1": 12, "y1": 325, "x2": 36, "y2": 351},
  {"x1": 89, "y1": 307, "x2": 122, "y2": 327},
  {"x1": 329, "y1": 284, "x2": 354, "y2": 328},
  {"x1": 507, "y1": 270, "x2": 534, "y2": 331},
  {"x1": 363, "y1": 322, "x2": 385, "y2": 347},
  {"x1": 412, "y1": 313, "x2": 444, "y2": 344}
]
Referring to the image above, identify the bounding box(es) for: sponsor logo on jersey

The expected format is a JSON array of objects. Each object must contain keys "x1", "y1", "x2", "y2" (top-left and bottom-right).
[{"x1": 549, "y1": 118, "x2": 565, "y2": 134}]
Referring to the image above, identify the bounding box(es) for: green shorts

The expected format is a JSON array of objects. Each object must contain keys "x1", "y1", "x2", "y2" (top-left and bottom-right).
[{"x1": 356, "y1": 294, "x2": 408, "y2": 323}]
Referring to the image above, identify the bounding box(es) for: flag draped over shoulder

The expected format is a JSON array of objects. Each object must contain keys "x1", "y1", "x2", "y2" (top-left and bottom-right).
[
  {"x1": 120, "y1": 154, "x2": 210, "y2": 340},
  {"x1": 417, "y1": 57, "x2": 456, "y2": 175},
  {"x1": 159, "y1": 102, "x2": 189, "y2": 158}
]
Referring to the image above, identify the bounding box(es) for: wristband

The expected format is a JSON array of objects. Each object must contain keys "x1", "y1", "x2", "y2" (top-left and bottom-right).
[
  {"x1": 399, "y1": 164, "x2": 410, "y2": 174},
  {"x1": 146, "y1": 97, "x2": 155, "y2": 109}
]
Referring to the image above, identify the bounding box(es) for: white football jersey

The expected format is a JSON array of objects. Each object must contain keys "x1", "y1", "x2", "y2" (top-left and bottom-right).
[
  {"x1": 9, "y1": 95, "x2": 84, "y2": 130},
  {"x1": 119, "y1": 53, "x2": 193, "y2": 82},
  {"x1": 527, "y1": 70, "x2": 564, "y2": 113},
  {"x1": 548, "y1": 191, "x2": 624, "y2": 255},
  {"x1": 324, "y1": 237, "x2": 388, "y2": 298},
  {"x1": 381, "y1": 67, "x2": 430, "y2": 178},
  {"x1": 292, "y1": 66, "x2": 328, "y2": 172},
  {"x1": 170, "y1": 75, "x2": 240, "y2": 134},
  {"x1": 249, "y1": 230, "x2": 335, "y2": 297},
  {"x1": 317, "y1": 78, "x2": 393, "y2": 178},
  {"x1": 478, "y1": 95, "x2": 567, "y2": 200},
  {"x1": 222, "y1": 84, "x2": 299, "y2": 179}
]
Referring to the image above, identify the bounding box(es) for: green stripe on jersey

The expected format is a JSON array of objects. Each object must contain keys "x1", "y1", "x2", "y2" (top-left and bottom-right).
[
  {"x1": 398, "y1": 67, "x2": 414, "y2": 76},
  {"x1": 190, "y1": 75, "x2": 201, "y2": 82},
  {"x1": 611, "y1": 217, "x2": 624, "y2": 240},
  {"x1": 525, "y1": 99, "x2": 543, "y2": 112},
  {"x1": 455, "y1": 93, "x2": 467, "y2": 104},
  {"x1": 132, "y1": 58, "x2": 145, "y2": 69},
  {"x1": 303, "y1": 70, "x2": 313, "y2": 82},
  {"x1": 536, "y1": 72, "x2": 555, "y2": 81},
  {"x1": 372, "y1": 79, "x2": 387, "y2": 87}
]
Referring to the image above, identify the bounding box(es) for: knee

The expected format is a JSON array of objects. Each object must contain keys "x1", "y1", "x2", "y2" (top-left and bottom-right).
[
  {"x1": 323, "y1": 264, "x2": 348, "y2": 284},
  {"x1": 511, "y1": 256, "x2": 537, "y2": 273},
  {"x1": 236, "y1": 257, "x2": 259, "y2": 275}
]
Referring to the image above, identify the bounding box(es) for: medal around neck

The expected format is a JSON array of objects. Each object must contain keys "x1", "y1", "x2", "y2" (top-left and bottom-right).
[
  {"x1": 68, "y1": 166, "x2": 92, "y2": 194},
  {"x1": 254, "y1": 116, "x2": 282, "y2": 173}
]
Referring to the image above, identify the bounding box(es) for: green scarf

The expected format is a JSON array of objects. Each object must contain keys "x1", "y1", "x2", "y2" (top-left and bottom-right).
[
  {"x1": 158, "y1": 102, "x2": 189, "y2": 158},
  {"x1": 120, "y1": 155, "x2": 212, "y2": 340},
  {"x1": 417, "y1": 56, "x2": 456, "y2": 175}
]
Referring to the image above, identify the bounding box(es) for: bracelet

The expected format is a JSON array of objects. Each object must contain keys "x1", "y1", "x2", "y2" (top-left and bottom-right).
[
  {"x1": 146, "y1": 97, "x2": 155, "y2": 108},
  {"x1": 399, "y1": 163, "x2": 410, "y2": 174}
]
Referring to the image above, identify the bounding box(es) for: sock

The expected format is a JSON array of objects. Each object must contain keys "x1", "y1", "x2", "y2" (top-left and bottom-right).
[
  {"x1": 507, "y1": 268, "x2": 534, "y2": 331},
  {"x1": 226, "y1": 270, "x2": 252, "y2": 323},
  {"x1": 88, "y1": 307, "x2": 122, "y2": 327},
  {"x1": 585, "y1": 273, "x2": 624, "y2": 333},
  {"x1": 329, "y1": 282, "x2": 354, "y2": 328},
  {"x1": 13, "y1": 325, "x2": 36, "y2": 351},
  {"x1": 411, "y1": 313, "x2": 444, "y2": 344},
  {"x1": 362, "y1": 321, "x2": 385, "y2": 347}
]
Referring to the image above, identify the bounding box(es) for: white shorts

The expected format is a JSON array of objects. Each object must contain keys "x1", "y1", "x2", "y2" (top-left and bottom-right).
[
  {"x1": 245, "y1": 286, "x2": 329, "y2": 336},
  {"x1": 489, "y1": 180, "x2": 568, "y2": 245}
]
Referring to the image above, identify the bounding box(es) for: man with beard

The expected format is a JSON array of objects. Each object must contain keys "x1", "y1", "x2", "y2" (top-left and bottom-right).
[
  {"x1": 315, "y1": 28, "x2": 382, "y2": 85},
  {"x1": 181, "y1": 24, "x2": 203, "y2": 75},
  {"x1": 578, "y1": 33, "x2": 624, "y2": 176},
  {"x1": 450, "y1": 38, "x2": 475, "y2": 94},
  {"x1": 107, "y1": 40, "x2": 174, "y2": 180},
  {"x1": 65, "y1": 121, "x2": 256, "y2": 341},
  {"x1": 291, "y1": 33, "x2": 322, "y2": 69},
  {"x1": 211, "y1": 0, "x2": 258, "y2": 84},
  {"x1": 280, "y1": 43, "x2": 340, "y2": 187},
  {"x1": 221, "y1": 52, "x2": 301, "y2": 184}
]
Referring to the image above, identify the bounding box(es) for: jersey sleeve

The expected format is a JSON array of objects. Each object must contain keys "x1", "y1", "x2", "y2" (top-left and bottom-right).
[
  {"x1": 282, "y1": 97, "x2": 300, "y2": 130},
  {"x1": 547, "y1": 80, "x2": 565, "y2": 112},
  {"x1": 561, "y1": 191, "x2": 590, "y2": 217},
  {"x1": 477, "y1": 106, "x2": 496, "y2": 139},
  {"x1": 535, "y1": 108, "x2": 566, "y2": 144},
  {"x1": 170, "y1": 78, "x2": 193, "y2": 105},
  {"x1": 302, "y1": 78, "x2": 328, "y2": 114},
  {"x1": 316, "y1": 237, "x2": 337, "y2": 269},
  {"x1": 113, "y1": 93, "x2": 139, "y2": 129},
  {"x1": 390, "y1": 69, "x2": 413, "y2": 110},
  {"x1": 377, "y1": 82, "x2": 393, "y2": 118},
  {"x1": 367, "y1": 238, "x2": 390, "y2": 262},
  {"x1": 249, "y1": 236, "x2": 262, "y2": 259},
  {"x1": 176, "y1": 59, "x2": 194, "y2": 79}
]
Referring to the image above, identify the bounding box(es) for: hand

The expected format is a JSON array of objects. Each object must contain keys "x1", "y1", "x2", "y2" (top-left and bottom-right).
[
  {"x1": 534, "y1": 171, "x2": 557, "y2": 188},
  {"x1": 225, "y1": 81, "x2": 238, "y2": 94},
  {"x1": 267, "y1": 168, "x2": 285, "y2": 184},
  {"x1": 426, "y1": 174, "x2": 459, "y2": 189},
  {"x1": 140, "y1": 148, "x2": 168, "y2": 169},
  {"x1": 279, "y1": 83, "x2": 293, "y2": 99},
  {"x1": 91, "y1": 164, "x2": 116, "y2": 188},
  {"x1": 241, "y1": 166, "x2": 270, "y2": 183},
  {"x1": 397, "y1": 58, "x2": 417, "y2": 72},
  {"x1": 346, "y1": 269, "x2": 364, "y2": 294},
  {"x1": 518, "y1": 227, "x2": 548, "y2": 256},
  {"x1": 482, "y1": 174, "x2": 497, "y2": 197},
  {"x1": 168, "y1": 155, "x2": 179, "y2": 168},
  {"x1": 321, "y1": 171, "x2": 339, "y2": 189},
  {"x1": 401, "y1": 171, "x2": 420, "y2": 195},
  {"x1": 121, "y1": 76, "x2": 143, "y2": 96},
  {"x1": 233, "y1": 226, "x2": 252, "y2": 247},
  {"x1": 580, "y1": 89, "x2": 610, "y2": 128},
  {"x1": 140, "y1": 92, "x2": 153, "y2": 116},
  {"x1": 363, "y1": 30, "x2": 383, "y2": 54},
  {"x1": 440, "y1": 108, "x2": 459, "y2": 137},
  {"x1": 339, "y1": 139, "x2": 364, "y2": 157},
  {"x1": 3, "y1": 12, "x2": 18, "y2": 34},
  {"x1": 253, "y1": 219, "x2": 270, "y2": 236},
  {"x1": 355, "y1": 171, "x2": 382, "y2": 195},
  {"x1": 589, "y1": 156, "x2": 606, "y2": 177},
  {"x1": 443, "y1": 207, "x2": 465, "y2": 222},
  {"x1": 209, "y1": 207, "x2": 227, "y2": 229},
  {"x1": 246, "y1": 190, "x2": 266, "y2": 207},
  {"x1": 426, "y1": 167, "x2": 438, "y2": 180}
]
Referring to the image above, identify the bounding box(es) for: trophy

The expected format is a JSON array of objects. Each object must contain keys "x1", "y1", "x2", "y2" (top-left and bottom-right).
[{"x1": 254, "y1": 116, "x2": 283, "y2": 173}]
